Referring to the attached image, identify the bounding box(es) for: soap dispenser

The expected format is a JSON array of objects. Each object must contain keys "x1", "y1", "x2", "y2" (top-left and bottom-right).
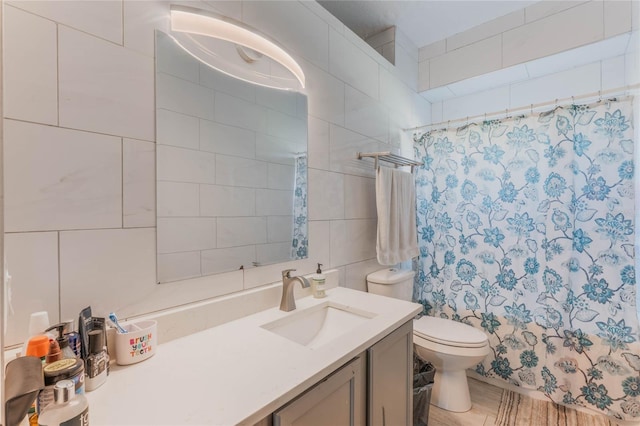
[
  {"x1": 312, "y1": 263, "x2": 326, "y2": 298},
  {"x1": 45, "y1": 323, "x2": 76, "y2": 360}
]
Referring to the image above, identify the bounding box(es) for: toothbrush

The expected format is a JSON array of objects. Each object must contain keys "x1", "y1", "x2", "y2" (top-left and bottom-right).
[{"x1": 109, "y1": 312, "x2": 127, "y2": 334}]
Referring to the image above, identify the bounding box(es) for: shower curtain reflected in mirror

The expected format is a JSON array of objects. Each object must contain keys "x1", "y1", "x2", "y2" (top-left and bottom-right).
[
  {"x1": 291, "y1": 155, "x2": 308, "y2": 260},
  {"x1": 413, "y1": 98, "x2": 640, "y2": 420}
]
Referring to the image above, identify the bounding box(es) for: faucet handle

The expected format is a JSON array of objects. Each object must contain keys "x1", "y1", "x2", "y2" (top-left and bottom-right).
[{"x1": 282, "y1": 269, "x2": 296, "y2": 279}]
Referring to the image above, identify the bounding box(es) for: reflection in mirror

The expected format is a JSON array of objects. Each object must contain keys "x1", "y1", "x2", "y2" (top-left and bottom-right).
[{"x1": 155, "y1": 31, "x2": 308, "y2": 284}]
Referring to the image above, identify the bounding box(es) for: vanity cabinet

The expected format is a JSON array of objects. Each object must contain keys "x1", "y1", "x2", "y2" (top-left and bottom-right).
[
  {"x1": 368, "y1": 320, "x2": 413, "y2": 426},
  {"x1": 264, "y1": 320, "x2": 413, "y2": 426},
  {"x1": 273, "y1": 355, "x2": 366, "y2": 426}
]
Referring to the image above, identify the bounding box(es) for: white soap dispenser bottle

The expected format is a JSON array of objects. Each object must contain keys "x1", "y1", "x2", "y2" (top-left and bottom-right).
[
  {"x1": 312, "y1": 263, "x2": 326, "y2": 298},
  {"x1": 38, "y1": 380, "x2": 89, "y2": 426}
]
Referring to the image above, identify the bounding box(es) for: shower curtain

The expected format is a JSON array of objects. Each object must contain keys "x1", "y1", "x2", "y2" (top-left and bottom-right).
[
  {"x1": 291, "y1": 154, "x2": 308, "y2": 260},
  {"x1": 413, "y1": 98, "x2": 640, "y2": 420}
]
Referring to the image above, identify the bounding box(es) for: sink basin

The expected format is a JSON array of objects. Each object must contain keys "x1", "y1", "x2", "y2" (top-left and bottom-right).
[{"x1": 261, "y1": 302, "x2": 376, "y2": 349}]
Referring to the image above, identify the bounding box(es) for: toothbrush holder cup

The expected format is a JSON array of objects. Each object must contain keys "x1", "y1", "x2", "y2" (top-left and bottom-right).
[{"x1": 114, "y1": 320, "x2": 157, "y2": 365}]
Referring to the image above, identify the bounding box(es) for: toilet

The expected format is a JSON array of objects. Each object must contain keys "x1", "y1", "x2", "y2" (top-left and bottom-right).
[{"x1": 367, "y1": 268, "x2": 490, "y2": 413}]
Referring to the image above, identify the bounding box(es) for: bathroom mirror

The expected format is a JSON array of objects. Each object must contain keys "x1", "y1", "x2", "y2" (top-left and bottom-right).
[{"x1": 155, "y1": 31, "x2": 308, "y2": 283}]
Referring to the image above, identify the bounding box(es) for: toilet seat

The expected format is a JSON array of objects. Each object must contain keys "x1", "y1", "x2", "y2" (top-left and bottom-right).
[{"x1": 413, "y1": 316, "x2": 488, "y2": 348}]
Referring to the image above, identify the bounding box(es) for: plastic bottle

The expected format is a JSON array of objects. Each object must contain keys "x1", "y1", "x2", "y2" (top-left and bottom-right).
[
  {"x1": 21, "y1": 311, "x2": 51, "y2": 356},
  {"x1": 85, "y1": 329, "x2": 109, "y2": 391},
  {"x1": 38, "y1": 358, "x2": 85, "y2": 415},
  {"x1": 312, "y1": 263, "x2": 326, "y2": 298},
  {"x1": 38, "y1": 380, "x2": 89, "y2": 426},
  {"x1": 45, "y1": 323, "x2": 77, "y2": 359}
]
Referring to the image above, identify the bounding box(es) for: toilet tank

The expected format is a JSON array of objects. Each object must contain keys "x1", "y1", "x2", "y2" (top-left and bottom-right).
[{"x1": 366, "y1": 268, "x2": 415, "y2": 302}]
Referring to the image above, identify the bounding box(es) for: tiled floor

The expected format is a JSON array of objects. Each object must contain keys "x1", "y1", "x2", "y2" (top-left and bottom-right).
[{"x1": 427, "y1": 377, "x2": 504, "y2": 426}]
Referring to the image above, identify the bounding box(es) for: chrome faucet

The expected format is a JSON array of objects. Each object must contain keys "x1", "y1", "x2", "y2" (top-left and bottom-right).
[{"x1": 280, "y1": 269, "x2": 310, "y2": 312}]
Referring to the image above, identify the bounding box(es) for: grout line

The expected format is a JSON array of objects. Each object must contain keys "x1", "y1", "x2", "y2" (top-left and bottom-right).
[{"x1": 57, "y1": 231, "x2": 62, "y2": 322}]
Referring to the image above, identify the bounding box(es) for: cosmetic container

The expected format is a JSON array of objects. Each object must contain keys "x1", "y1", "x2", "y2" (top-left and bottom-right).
[
  {"x1": 38, "y1": 380, "x2": 89, "y2": 426},
  {"x1": 38, "y1": 358, "x2": 85, "y2": 415},
  {"x1": 85, "y1": 329, "x2": 109, "y2": 391}
]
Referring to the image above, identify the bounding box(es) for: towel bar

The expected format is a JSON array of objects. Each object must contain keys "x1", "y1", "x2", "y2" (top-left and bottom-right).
[{"x1": 357, "y1": 151, "x2": 423, "y2": 172}]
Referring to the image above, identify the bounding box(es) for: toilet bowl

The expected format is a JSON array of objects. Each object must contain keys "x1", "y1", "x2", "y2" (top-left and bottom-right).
[{"x1": 367, "y1": 268, "x2": 490, "y2": 413}]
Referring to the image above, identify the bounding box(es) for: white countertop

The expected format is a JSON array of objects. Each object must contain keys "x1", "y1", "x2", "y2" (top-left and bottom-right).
[{"x1": 85, "y1": 287, "x2": 421, "y2": 425}]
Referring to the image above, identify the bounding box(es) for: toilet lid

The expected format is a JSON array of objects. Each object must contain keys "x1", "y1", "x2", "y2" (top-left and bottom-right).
[{"x1": 414, "y1": 316, "x2": 488, "y2": 348}]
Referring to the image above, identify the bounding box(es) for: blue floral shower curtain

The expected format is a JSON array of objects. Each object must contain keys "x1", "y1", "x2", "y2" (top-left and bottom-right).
[
  {"x1": 291, "y1": 155, "x2": 308, "y2": 260},
  {"x1": 413, "y1": 98, "x2": 640, "y2": 420}
]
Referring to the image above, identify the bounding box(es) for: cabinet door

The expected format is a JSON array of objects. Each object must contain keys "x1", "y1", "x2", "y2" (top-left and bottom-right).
[
  {"x1": 367, "y1": 320, "x2": 413, "y2": 426},
  {"x1": 273, "y1": 355, "x2": 365, "y2": 426}
]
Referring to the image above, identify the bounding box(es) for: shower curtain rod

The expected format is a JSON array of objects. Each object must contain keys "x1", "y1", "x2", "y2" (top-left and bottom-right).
[{"x1": 404, "y1": 83, "x2": 640, "y2": 132}]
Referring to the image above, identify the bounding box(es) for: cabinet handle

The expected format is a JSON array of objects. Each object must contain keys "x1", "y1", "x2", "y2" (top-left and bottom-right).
[{"x1": 382, "y1": 406, "x2": 386, "y2": 426}]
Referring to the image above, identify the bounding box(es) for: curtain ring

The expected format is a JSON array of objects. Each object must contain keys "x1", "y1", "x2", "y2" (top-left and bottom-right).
[
  {"x1": 466, "y1": 116, "x2": 469, "y2": 126},
  {"x1": 530, "y1": 104, "x2": 533, "y2": 115}
]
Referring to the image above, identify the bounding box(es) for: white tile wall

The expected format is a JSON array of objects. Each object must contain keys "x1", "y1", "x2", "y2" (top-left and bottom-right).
[
  {"x1": 430, "y1": 35, "x2": 502, "y2": 88},
  {"x1": 214, "y1": 92, "x2": 267, "y2": 133},
  {"x1": 503, "y1": 1, "x2": 603, "y2": 68},
  {"x1": 3, "y1": 0, "x2": 437, "y2": 346},
  {"x1": 200, "y1": 185, "x2": 255, "y2": 217},
  {"x1": 329, "y1": 28, "x2": 380, "y2": 99},
  {"x1": 268, "y1": 164, "x2": 295, "y2": 190},
  {"x1": 329, "y1": 125, "x2": 384, "y2": 178},
  {"x1": 601, "y1": 56, "x2": 626, "y2": 90},
  {"x1": 156, "y1": 31, "x2": 200, "y2": 83},
  {"x1": 8, "y1": 0, "x2": 123, "y2": 44},
  {"x1": 604, "y1": 0, "x2": 633, "y2": 38},
  {"x1": 510, "y1": 62, "x2": 601, "y2": 107},
  {"x1": 345, "y1": 259, "x2": 385, "y2": 292},
  {"x1": 157, "y1": 217, "x2": 216, "y2": 254},
  {"x1": 256, "y1": 189, "x2": 294, "y2": 216},
  {"x1": 157, "y1": 145, "x2": 217, "y2": 184},
  {"x1": 201, "y1": 246, "x2": 256, "y2": 275},
  {"x1": 344, "y1": 175, "x2": 377, "y2": 220},
  {"x1": 201, "y1": 65, "x2": 256, "y2": 103},
  {"x1": 5, "y1": 232, "x2": 59, "y2": 347},
  {"x1": 524, "y1": 1, "x2": 586, "y2": 23},
  {"x1": 268, "y1": 216, "x2": 294, "y2": 243},
  {"x1": 157, "y1": 109, "x2": 200, "y2": 150},
  {"x1": 123, "y1": 139, "x2": 155, "y2": 228},
  {"x1": 308, "y1": 169, "x2": 344, "y2": 220},
  {"x1": 199, "y1": 120, "x2": 255, "y2": 158},
  {"x1": 59, "y1": 228, "x2": 156, "y2": 320},
  {"x1": 4, "y1": 6, "x2": 57, "y2": 125},
  {"x1": 217, "y1": 217, "x2": 267, "y2": 248},
  {"x1": 58, "y1": 26, "x2": 155, "y2": 141},
  {"x1": 446, "y1": 9, "x2": 524, "y2": 52},
  {"x1": 157, "y1": 182, "x2": 200, "y2": 217},
  {"x1": 243, "y1": 0, "x2": 329, "y2": 71},
  {"x1": 308, "y1": 117, "x2": 331, "y2": 170},
  {"x1": 442, "y1": 87, "x2": 511, "y2": 123},
  {"x1": 330, "y1": 219, "x2": 377, "y2": 267},
  {"x1": 158, "y1": 251, "x2": 201, "y2": 283},
  {"x1": 215, "y1": 155, "x2": 267, "y2": 188},
  {"x1": 418, "y1": 40, "x2": 446, "y2": 62},
  {"x1": 304, "y1": 58, "x2": 346, "y2": 125},
  {"x1": 345, "y1": 85, "x2": 389, "y2": 143},
  {"x1": 257, "y1": 242, "x2": 293, "y2": 265},
  {"x1": 4, "y1": 120, "x2": 122, "y2": 232},
  {"x1": 123, "y1": 0, "x2": 169, "y2": 57},
  {"x1": 157, "y1": 73, "x2": 214, "y2": 120}
]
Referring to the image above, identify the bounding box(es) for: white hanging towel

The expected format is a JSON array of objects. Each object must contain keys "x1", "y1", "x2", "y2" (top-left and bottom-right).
[{"x1": 375, "y1": 167, "x2": 419, "y2": 265}]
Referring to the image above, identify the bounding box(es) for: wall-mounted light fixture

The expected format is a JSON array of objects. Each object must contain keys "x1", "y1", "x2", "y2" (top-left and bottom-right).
[{"x1": 170, "y1": 6, "x2": 305, "y2": 90}]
